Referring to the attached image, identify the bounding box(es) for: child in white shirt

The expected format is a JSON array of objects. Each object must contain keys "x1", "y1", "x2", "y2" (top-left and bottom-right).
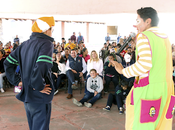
[{"x1": 72, "y1": 69, "x2": 103, "y2": 108}]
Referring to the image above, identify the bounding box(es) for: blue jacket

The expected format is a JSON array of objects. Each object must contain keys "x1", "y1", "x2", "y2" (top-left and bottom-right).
[
  {"x1": 115, "y1": 85, "x2": 130, "y2": 97},
  {"x1": 69, "y1": 56, "x2": 83, "y2": 72},
  {"x1": 14, "y1": 38, "x2": 20, "y2": 43},
  {"x1": 105, "y1": 36, "x2": 111, "y2": 42},
  {"x1": 4, "y1": 32, "x2": 54, "y2": 103},
  {"x1": 77, "y1": 35, "x2": 84, "y2": 44}
]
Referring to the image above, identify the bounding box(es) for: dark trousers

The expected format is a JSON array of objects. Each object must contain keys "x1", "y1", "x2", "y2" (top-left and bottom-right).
[
  {"x1": 79, "y1": 91, "x2": 101, "y2": 105},
  {"x1": 84, "y1": 74, "x2": 103, "y2": 93},
  {"x1": 116, "y1": 93, "x2": 126, "y2": 109},
  {"x1": 106, "y1": 93, "x2": 125, "y2": 109},
  {"x1": 66, "y1": 70, "x2": 86, "y2": 94},
  {"x1": 106, "y1": 93, "x2": 117, "y2": 108},
  {"x1": 52, "y1": 73, "x2": 66, "y2": 90},
  {"x1": 24, "y1": 102, "x2": 51, "y2": 130},
  {"x1": 104, "y1": 75, "x2": 119, "y2": 92}
]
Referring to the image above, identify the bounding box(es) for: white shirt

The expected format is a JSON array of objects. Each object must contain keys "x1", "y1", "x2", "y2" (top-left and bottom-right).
[
  {"x1": 87, "y1": 59, "x2": 103, "y2": 76},
  {"x1": 65, "y1": 56, "x2": 87, "y2": 74},
  {"x1": 58, "y1": 62, "x2": 66, "y2": 74},
  {"x1": 61, "y1": 51, "x2": 65, "y2": 56}
]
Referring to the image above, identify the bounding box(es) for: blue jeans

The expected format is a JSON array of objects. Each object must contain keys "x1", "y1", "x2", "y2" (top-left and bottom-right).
[
  {"x1": 0, "y1": 72, "x2": 6, "y2": 89},
  {"x1": 24, "y1": 102, "x2": 51, "y2": 130},
  {"x1": 79, "y1": 91, "x2": 101, "y2": 105},
  {"x1": 66, "y1": 70, "x2": 86, "y2": 94},
  {"x1": 52, "y1": 73, "x2": 66, "y2": 90}
]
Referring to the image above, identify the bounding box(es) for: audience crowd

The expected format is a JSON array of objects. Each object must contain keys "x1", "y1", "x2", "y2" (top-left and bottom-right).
[{"x1": 1, "y1": 32, "x2": 174, "y2": 114}]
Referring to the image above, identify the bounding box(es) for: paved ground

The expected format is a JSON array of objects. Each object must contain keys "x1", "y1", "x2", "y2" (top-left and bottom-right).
[{"x1": 0, "y1": 87, "x2": 175, "y2": 130}]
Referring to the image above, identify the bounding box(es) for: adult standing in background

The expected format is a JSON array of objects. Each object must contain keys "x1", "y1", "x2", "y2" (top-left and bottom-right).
[
  {"x1": 105, "y1": 33, "x2": 111, "y2": 42},
  {"x1": 117, "y1": 33, "x2": 121, "y2": 43},
  {"x1": 77, "y1": 32, "x2": 84, "y2": 44},
  {"x1": 14, "y1": 35, "x2": 20, "y2": 43},
  {"x1": 71, "y1": 32, "x2": 76, "y2": 42},
  {"x1": 4, "y1": 16, "x2": 55, "y2": 130},
  {"x1": 112, "y1": 7, "x2": 174, "y2": 130},
  {"x1": 123, "y1": 36, "x2": 127, "y2": 43}
]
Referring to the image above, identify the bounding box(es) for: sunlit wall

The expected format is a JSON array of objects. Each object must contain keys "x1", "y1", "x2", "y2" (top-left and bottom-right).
[
  {"x1": 2, "y1": 19, "x2": 32, "y2": 44},
  {"x1": 64, "y1": 22, "x2": 87, "y2": 43},
  {"x1": 0, "y1": 13, "x2": 175, "y2": 51}
]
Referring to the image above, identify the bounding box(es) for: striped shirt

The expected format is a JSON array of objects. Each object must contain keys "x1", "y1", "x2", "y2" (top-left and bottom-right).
[
  {"x1": 122, "y1": 27, "x2": 168, "y2": 79},
  {"x1": 122, "y1": 31, "x2": 152, "y2": 79}
]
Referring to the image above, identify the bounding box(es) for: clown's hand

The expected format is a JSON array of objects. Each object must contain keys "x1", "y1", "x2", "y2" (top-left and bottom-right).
[{"x1": 111, "y1": 61, "x2": 124, "y2": 74}]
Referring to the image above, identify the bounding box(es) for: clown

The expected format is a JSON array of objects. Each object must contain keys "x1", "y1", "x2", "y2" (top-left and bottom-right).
[{"x1": 112, "y1": 7, "x2": 175, "y2": 130}]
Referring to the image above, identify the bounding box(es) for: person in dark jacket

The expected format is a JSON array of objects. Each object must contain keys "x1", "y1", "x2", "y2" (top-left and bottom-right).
[
  {"x1": 103, "y1": 79, "x2": 131, "y2": 114},
  {"x1": 0, "y1": 50, "x2": 5, "y2": 93},
  {"x1": 4, "y1": 16, "x2": 55, "y2": 130},
  {"x1": 14, "y1": 35, "x2": 20, "y2": 43},
  {"x1": 70, "y1": 32, "x2": 76, "y2": 42},
  {"x1": 104, "y1": 53, "x2": 120, "y2": 92},
  {"x1": 65, "y1": 49, "x2": 87, "y2": 99}
]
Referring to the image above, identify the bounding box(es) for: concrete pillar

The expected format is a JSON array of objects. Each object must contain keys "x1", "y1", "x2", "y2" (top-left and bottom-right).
[
  {"x1": 61, "y1": 21, "x2": 65, "y2": 38},
  {"x1": 86, "y1": 22, "x2": 89, "y2": 43}
]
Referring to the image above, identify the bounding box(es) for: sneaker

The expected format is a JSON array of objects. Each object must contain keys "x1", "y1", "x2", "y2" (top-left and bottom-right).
[
  {"x1": 84, "y1": 102, "x2": 92, "y2": 108},
  {"x1": 103, "y1": 106, "x2": 110, "y2": 111},
  {"x1": 119, "y1": 110, "x2": 123, "y2": 114},
  {"x1": 119, "y1": 107, "x2": 123, "y2": 114},
  {"x1": 54, "y1": 90, "x2": 59, "y2": 95},
  {"x1": 72, "y1": 84, "x2": 78, "y2": 89},
  {"x1": 72, "y1": 98, "x2": 83, "y2": 107},
  {"x1": 0, "y1": 88, "x2": 5, "y2": 93}
]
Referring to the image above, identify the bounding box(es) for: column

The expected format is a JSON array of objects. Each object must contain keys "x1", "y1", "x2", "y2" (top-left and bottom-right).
[
  {"x1": 61, "y1": 21, "x2": 65, "y2": 38},
  {"x1": 86, "y1": 22, "x2": 89, "y2": 43}
]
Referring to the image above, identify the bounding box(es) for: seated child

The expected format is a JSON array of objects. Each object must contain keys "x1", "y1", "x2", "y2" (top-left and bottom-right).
[
  {"x1": 72, "y1": 69, "x2": 103, "y2": 108},
  {"x1": 103, "y1": 79, "x2": 131, "y2": 114}
]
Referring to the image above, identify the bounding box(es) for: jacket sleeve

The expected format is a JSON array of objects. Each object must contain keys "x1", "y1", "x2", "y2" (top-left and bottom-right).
[
  {"x1": 104, "y1": 62, "x2": 109, "y2": 74},
  {"x1": 96, "y1": 77, "x2": 103, "y2": 93},
  {"x1": 3, "y1": 47, "x2": 21, "y2": 86},
  {"x1": 30, "y1": 42, "x2": 53, "y2": 91},
  {"x1": 116, "y1": 85, "x2": 123, "y2": 96}
]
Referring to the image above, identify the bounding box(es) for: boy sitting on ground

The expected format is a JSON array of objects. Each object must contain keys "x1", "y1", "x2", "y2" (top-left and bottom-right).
[
  {"x1": 72, "y1": 69, "x2": 103, "y2": 108},
  {"x1": 103, "y1": 79, "x2": 131, "y2": 114}
]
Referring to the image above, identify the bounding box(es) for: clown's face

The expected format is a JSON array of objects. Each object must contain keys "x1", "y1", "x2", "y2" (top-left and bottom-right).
[{"x1": 134, "y1": 15, "x2": 151, "y2": 33}]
